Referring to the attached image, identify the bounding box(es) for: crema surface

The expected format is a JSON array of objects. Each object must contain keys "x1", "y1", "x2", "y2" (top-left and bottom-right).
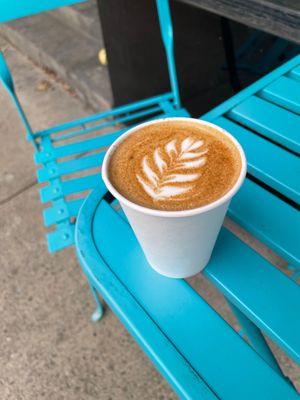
[{"x1": 108, "y1": 120, "x2": 242, "y2": 211}]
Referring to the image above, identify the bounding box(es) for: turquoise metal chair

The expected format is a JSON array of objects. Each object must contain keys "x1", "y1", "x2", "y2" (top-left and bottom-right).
[
  {"x1": 0, "y1": 0, "x2": 188, "y2": 252},
  {"x1": 76, "y1": 56, "x2": 300, "y2": 399}
]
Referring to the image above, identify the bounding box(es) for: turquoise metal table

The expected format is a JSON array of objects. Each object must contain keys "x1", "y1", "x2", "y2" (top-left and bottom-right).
[
  {"x1": 76, "y1": 55, "x2": 300, "y2": 399},
  {"x1": 76, "y1": 188, "x2": 299, "y2": 399}
]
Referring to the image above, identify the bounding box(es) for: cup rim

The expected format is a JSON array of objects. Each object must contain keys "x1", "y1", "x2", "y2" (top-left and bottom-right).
[{"x1": 102, "y1": 117, "x2": 247, "y2": 218}]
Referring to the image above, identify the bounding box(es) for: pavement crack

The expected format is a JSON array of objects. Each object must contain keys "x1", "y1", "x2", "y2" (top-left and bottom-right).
[{"x1": 0, "y1": 180, "x2": 37, "y2": 206}]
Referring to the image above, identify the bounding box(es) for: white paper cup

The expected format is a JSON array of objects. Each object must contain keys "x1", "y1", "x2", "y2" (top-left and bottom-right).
[{"x1": 102, "y1": 118, "x2": 246, "y2": 278}]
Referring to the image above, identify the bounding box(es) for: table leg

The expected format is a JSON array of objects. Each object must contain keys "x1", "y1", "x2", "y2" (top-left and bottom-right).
[{"x1": 86, "y1": 278, "x2": 104, "y2": 322}]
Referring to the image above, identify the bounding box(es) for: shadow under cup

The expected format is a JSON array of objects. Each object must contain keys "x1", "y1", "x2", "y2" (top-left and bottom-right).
[{"x1": 102, "y1": 117, "x2": 247, "y2": 278}]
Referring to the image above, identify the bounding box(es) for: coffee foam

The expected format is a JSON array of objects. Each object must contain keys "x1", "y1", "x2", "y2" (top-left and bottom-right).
[
  {"x1": 137, "y1": 136, "x2": 208, "y2": 201},
  {"x1": 108, "y1": 120, "x2": 242, "y2": 211}
]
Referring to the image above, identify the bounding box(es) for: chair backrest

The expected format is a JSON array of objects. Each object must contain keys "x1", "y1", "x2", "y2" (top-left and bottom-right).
[{"x1": 202, "y1": 55, "x2": 300, "y2": 269}]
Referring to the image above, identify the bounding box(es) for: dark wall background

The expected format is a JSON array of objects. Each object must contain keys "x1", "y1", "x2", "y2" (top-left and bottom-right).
[
  {"x1": 98, "y1": 0, "x2": 240, "y2": 115},
  {"x1": 98, "y1": 1, "x2": 284, "y2": 116}
]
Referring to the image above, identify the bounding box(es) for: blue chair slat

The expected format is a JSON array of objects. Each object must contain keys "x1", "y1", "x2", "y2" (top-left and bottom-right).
[
  {"x1": 40, "y1": 174, "x2": 101, "y2": 204},
  {"x1": 227, "y1": 96, "x2": 300, "y2": 154},
  {"x1": 49, "y1": 106, "x2": 165, "y2": 143},
  {"x1": 34, "y1": 92, "x2": 175, "y2": 139},
  {"x1": 76, "y1": 190, "x2": 299, "y2": 400},
  {"x1": 259, "y1": 76, "x2": 300, "y2": 114},
  {"x1": 35, "y1": 132, "x2": 122, "y2": 164},
  {"x1": 229, "y1": 179, "x2": 300, "y2": 267},
  {"x1": 35, "y1": 105, "x2": 189, "y2": 182},
  {"x1": 43, "y1": 198, "x2": 84, "y2": 227},
  {"x1": 204, "y1": 229, "x2": 300, "y2": 364},
  {"x1": 34, "y1": 93, "x2": 181, "y2": 165},
  {"x1": 0, "y1": 0, "x2": 87, "y2": 23},
  {"x1": 212, "y1": 117, "x2": 300, "y2": 203},
  {"x1": 37, "y1": 152, "x2": 105, "y2": 183},
  {"x1": 47, "y1": 222, "x2": 75, "y2": 253}
]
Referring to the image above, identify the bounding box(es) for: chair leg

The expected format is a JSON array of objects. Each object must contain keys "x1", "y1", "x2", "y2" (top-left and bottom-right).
[
  {"x1": 86, "y1": 279, "x2": 104, "y2": 322},
  {"x1": 227, "y1": 299, "x2": 284, "y2": 377}
]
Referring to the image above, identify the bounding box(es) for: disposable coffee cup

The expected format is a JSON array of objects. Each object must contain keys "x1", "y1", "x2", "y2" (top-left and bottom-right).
[{"x1": 102, "y1": 118, "x2": 246, "y2": 278}]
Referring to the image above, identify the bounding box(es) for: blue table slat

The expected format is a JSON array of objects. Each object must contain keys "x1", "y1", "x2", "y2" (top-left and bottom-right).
[
  {"x1": 211, "y1": 117, "x2": 300, "y2": 203},
  {"x1": 84, "y1": 194, "x2": 298, "y2": 400},
  {"x1": 204, "y1": 231, "x2": 300, "y2": 365},
  {"x1": 259, "y1": 76, "x2": 300, "y2": 114},
  {"x1": 229, "y1": 179, "x2": 300, "y2": 267},
  {"x1": 228, "y1": 96, "x2": 300, "y2": 154}
]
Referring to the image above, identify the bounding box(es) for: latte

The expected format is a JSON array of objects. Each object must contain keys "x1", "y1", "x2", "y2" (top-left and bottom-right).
[{"x1": 108, "y1": 119, "x2": 242, "y2": 211}]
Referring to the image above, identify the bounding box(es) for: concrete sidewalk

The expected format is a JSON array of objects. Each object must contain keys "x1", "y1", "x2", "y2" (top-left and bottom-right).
[
  {"x1": 0, "y1": 41, "x2": 299, "y2": 399},
  {"x1": 0, "y1": 42, "x2": 175, "y2": 400}
]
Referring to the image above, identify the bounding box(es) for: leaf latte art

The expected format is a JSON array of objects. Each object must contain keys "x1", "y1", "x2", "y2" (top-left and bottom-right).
[
  {"x1": 136, "y1": 137, "x2": 208, "y2": 201},
  {"x1": 108, "y1": 120, "x2": 242, "y2": 211}
]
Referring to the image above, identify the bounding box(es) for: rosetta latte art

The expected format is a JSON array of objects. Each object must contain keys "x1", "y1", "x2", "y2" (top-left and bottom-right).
[
  {"x1": 136, "y1": 137, "x2": 208, "y2": 201},
  {"x1": 109, "y1": 120, "x2": 242, "y2": 211}
]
